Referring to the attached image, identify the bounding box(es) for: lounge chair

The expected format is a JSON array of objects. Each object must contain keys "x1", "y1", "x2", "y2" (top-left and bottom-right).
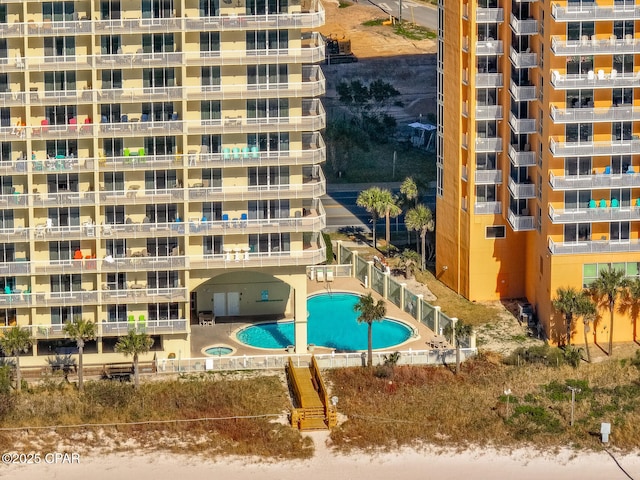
[
  {"x1": 316, "y1": 269, "x2": 325, "y2": 282},
  {"x1": 326, "y1": 270, "x2": 334, "y2": 282}
]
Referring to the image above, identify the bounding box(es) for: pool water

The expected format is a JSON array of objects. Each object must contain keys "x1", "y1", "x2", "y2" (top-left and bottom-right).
[
  {"x1": 204, "y1": 346, "x2": 234, "y2": 356},
  {"x1": 236, "y1": 293, "x2": 412, "y2": 351}
]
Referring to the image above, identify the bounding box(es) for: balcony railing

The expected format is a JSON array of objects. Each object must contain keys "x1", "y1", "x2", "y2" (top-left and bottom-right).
[
  {"x1": 475, "y1": 137, "x2": 503, "y2": 152},
  {"x1": 474, "y1": 201, "x2": 502, "y2": 215},
  {"x1": 508, "y1": 145, "x2": 537, "y2": 167},
  {"x1": 551, "y1": 35, "x2": 640, "y2": 56},
  {"x1": 509, "y1": 47, "x2": 537, "y2": 68},
  {"x1": 0, "y1": 318, "x2": 189, "y2": 340},
  {"x1": 476, "y1": 8, "x2": 504, "y2": 23},
  {"x1": 550, "y1": 104, "x2": 640, "y2": 123},
  {"x1": 509, "y1": 14, "x2": 538, "y2": 35},
  {"x1": 548, "y1": 204, "x2": 640, "y2": 224},
  {"x1": 549, "y1": 137, "x2": 640, "y2": 157},
  {"x1": 548, "y1": 237, "x2": 640, "y2": 255},
  {"x1": 551, "y1": 70, "x2": 640, "y2": 90},
  {"x1": 475, "y1": 105, "x2": 503, "y2": 120},
  {"x1": 475, "y1": 40, "x2": 504, "y2": 56},
  {"x1": 549, "y1": 171, "x2": 640, "y2": 190},
  {"x1": 188, "y1": 245, "x2": 326, "y2": 269},
  {"x1": 475, "y1": 73, "x2": 504, "y2": 88},
  {"x1": 475, "y1": 169, "x2": 503, "y2": 184},
  {"x1": 507, "y1": 209, "x2": 535, "y2": 231},
  {"x1": 551, "y1": 3, "x2": 640, "y2": 22},
  {"x1": 509, "y1": 83, "x2": 537, "y2": 101},
  {"x1": 508, "y1": 178, "x2": 536, "y2": 199},
  {"x1": 509, "y1": 113, "x2": 536, "y2": 134}
]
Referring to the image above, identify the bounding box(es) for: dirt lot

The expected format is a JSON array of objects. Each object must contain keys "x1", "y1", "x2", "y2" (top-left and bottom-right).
[{"x1": 318, "y1": 0, "x2": 438, "y2": 123}]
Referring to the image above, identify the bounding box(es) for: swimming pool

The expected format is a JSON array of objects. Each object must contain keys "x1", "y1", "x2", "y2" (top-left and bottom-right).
[{"x1": 235, "y1": 293, "x2": 413, "y2": 351}]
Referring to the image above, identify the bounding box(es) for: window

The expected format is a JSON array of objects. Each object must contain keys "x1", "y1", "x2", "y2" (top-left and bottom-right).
[
  {"x1": 106, "y1": 239, "x2": 126, "y2": 257},
  {"x1": 107, "y1": 304, "x2": 127, "y2": 322},
  {"x1": 145, "y1": 205, "x2": 177, "y2": 223},
  {"x1": 246, "y1": 0, "x2": 288, "y2": 15},
  {"x1": 476, "y1": 152, "x2": 496, "y2": 170},
  {"x1": 567, "y1": 21, "x2": 594, "y2": 41},
  {"x1": 44, "y1": 71, "x2": 76, "y2": 93},
  {"x1": 48, "y1": 207, "x2": 80, "y2": 227},
  {"x1": 564, "y1": 190, "x2": 591, "y2": 210},
  {"x1": 564, "y1": 157, "x2": 591, "y2": 176},
  {"x1": 43, "y1": 2, "x2": 74, "y2": 21},
  {"x1": 476, "y1": 55, "x2": 497, "y2": 74},
  {"x1": 485, "y1": 226, "x2": 505, "y2": 239},
  {"x1": 101, "y1": 104, "x2": 121, "y2": 124},
  {"x1": 199, "y1": 0, "x2": 219, "y2": 16},
  {"x1": 45, "y1": 105, "x2": 76, "y2": 126},
  {"x1": 51, "y1": 306, "x2": 82, "y2": 325},
  {"x1": 610, "y1": 221, "x2": 630, "y2": 241},
  {"x1": 146, "y1": 237, "x2": 178, "y2": 256},
  {"x1": 103, "y1": 172, "x2": 124, "y2": 191},
  {"x1": 201, "y1": 66, "x2": 220, "y2": 90},
  {"x1": 613, "y1": 54, "x2": 633, "y2": 74},
  {"x1": 201, "y1": 135, "x2": 221, "y2": 154},
  {"x1": 142, "y1": 33, "x2": 174, "y2": 53},
  {"x1": 144, "y1": 136, "x2": 176, "y2": 155},
  {"x1": 203, "y1": 236, "x2": 223, "y2": 255},
  {"x1": 200, "y1": 100, "x2": 221, "y2": 122},
  {"x1": 564, "y1": 223, "x2": 591, "y2": 242},
  {"x1": 0, "y1": 243, "x2": 15, "y2": 262},
  {"x1": 100, "y1": 0, "x2": 121, "y2": 20},
  {"x1": 46, "y1": 140, "x2": 77, "y2": 158},
  {"x1": 148, "y1": 303, "x2": 179, "y2": 320},
  {"x1": 248, "y1": 233, "x2": 290, "y2": 253},
  {"x1": 248, "y1": 166, "x2": 289, "y2": 187},
  {"x1": 49, "y1": 241, "x2": 80, "y2": 261},
  {"x1": 47, "y1": 174, "x2": 78, "y2": 193},
  {"x1": 613, "y1": 88, "x2": 633, "y2": 106},
  {"x1": 147, "y1": 270, "x2": 178, "y2": 288},
  {"x1": 145, "y1": 170, "x2": 177, "y2": 190},
  {"x1": 476, "y1": 88, "x2": 497, "y2": 106},
  {"x1": 247, "y1": 65, "x2": 288, "y2": 87},
  {"x1": 143, "y1": 68, "x2": 175, "y2": 88},
  {"x1": 612, "y1": 122, "x2": 632, "y2": 141},
  {"x1": 104, "y1": 206, "x2": 125, "y2": 224},
  {"x1": 614, "y1": 20, "x2": 634, "y2": 39},
  {"x1": 246, "y1": 30, "x2": 288, "y2": 51},
  {"x1": 566, "y1": 55, "x2": 593, "y2": 75},
  {"x1": 202, "y1": 202, "x2": 222, "y2": 221},
  {"x1": 0, "y1": 142, "x2": 9, "y2": 162},
  {"x1": 566, "y1": 89, "x2": 593, "y2": 108},
  {"x1": 201, "y1": 168, "x2": 222, "y2": 188},
  {"x1": 475, "y1": 184, "x2": 496, "y2": 202},
  {"x1": 246, "y1": 98, "x2": 289, "y2": 120},
  {"x1": 44, "y1": 37, "x2": 75, "y2": 57},
  {"x1": 611, "y1": 156, "x2": 632, "y2": 174},
  {"x1": 248, "y1": 200, "x2": 289, "y2": 219},
  {"x1": 50, "y1": 274, "x2": 82, "y2": 292},
  {"x1": 476, "y1": 120, "x2": 496, "y2": 138},
  {"x1": 610, "y1": 188, "x2": 631, "y2": 206},
  {"x1": 0, "y1": 308, "x2": 16, "y2": 326},
  {"x1": 100, "y1": 35, "x2": 122, "y2": 55},
  {"x1": 200, "y1": 32, "x2": 220, "y2": 54},
  {"x1": 142, "y1": 102, "x2": 174, "y2": 121},
  {"x1": 101, "y1": 70, "x2": 123, "y2": 90},
  {"x1": 477, "y1": 23, "x2": 497, "y2": 41},
  {"x1": 0, "y1": 210, "x2": 12, "y2": 229},
  {"x1": 103, "y1": 138, "x2": 123, "y2": 157},
  {"x1": 565, "y1": 122, "x2": 592, "y2": 142},
  {"x1": 247, "y1": 132, "x2": 289, "y2": 152},
  {"x1": 142, "y1": 0, "x2": 174, "y2": 18}
]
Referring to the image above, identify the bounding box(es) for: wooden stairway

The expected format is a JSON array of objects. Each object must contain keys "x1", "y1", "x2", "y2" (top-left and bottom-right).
[{"x1": 287, "y1": 357, "x2": 337, "y2": 431}]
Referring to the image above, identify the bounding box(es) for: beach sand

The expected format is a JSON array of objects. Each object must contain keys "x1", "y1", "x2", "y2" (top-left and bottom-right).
[{"x1": 5, "y1": 432, "x2": 640, "y2": 480}]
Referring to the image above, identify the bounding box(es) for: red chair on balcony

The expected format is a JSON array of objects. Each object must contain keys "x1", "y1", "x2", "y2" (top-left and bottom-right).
[
  {"x1": 40, "y1": 118, "x2": 49, "y2": 134},
  {"x1": 81, "y1": 117, "x2": 92, "y2": 133},
  {"x1": 68, "y1": 117, "x2": 77, "y2": 132}
]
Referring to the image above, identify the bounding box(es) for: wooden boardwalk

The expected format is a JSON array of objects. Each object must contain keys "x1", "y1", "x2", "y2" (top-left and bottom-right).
[{"x1": 287, "y1": 357, "x2": 336, "y2": 431}]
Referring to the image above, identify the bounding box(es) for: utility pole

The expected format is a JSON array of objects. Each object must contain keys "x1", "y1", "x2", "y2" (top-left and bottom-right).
[
  {"x1": 399, "y1": 0, "x2": 403, "y2": 24},
  {"x1": 568, "y1": 386, "x2": 581, "y2": 427}
]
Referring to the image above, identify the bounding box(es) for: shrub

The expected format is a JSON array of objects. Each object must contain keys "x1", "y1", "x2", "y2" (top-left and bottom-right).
[
  {"x1": 504, "y1": 344, "x2": 566, "y2": 367},
  {"x1": 323, "y1": 233, "x2": 334, "y2": 264}
]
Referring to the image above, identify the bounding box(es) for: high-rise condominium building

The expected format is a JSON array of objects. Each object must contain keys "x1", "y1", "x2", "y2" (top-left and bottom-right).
[
  {"x1": 0, "y1": 0, "x2": 326, "y2": 365},
  {"x1": 437, "y1": 0, "x2": 640, "y2": 344}
]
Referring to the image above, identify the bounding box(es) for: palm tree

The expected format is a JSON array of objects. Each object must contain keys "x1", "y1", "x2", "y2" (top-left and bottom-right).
[
  {"x1": 115, "y1": 330, "x2": 154, "y2": 389},
  {"x1": 578, "y1": 293, "x2": 597, "y2": 363},
  {"x1": 354, "y1": 292, "x2": 387, "y2": 368},
  {"x1": 399, "y1": 249, "x2": 420, "y2": 279},
  {"x1": 400, "y1": 177, "x2": 418, "y2": 208},
  {"x1": 63, "y1": 318, "x2": 97, "y2": 391},
  {"x1": 0, "y1": 326, "x2": 33, "y2": 392},
  {"x1": 553, "y1": 286, "x2": 586, "y2": 347},
  {"x1": 590, "y1": 267, "x2": 628, "y2": 356},
  {"x1": 379, "y1": 190, "x2": 402, "y2": 250},
  {"x1": 405, "y1": 204, "x2": 434, "y2": 269},
  {"x1": 445, "y1": 321, "x2": 473, "y2": 374},
  {"x1": 356, "y1": 187, "x2": 384, "y2": 248}
]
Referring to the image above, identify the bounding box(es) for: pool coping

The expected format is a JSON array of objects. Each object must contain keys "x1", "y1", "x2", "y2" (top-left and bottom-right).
[{"x1": 230, "y1": 290, "x2": 421, "y2": 353}]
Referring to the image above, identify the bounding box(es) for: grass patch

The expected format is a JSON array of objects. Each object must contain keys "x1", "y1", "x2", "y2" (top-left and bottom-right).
[
  {"x1": 362, "y1": 18, "x2": 385, "y2": 27},
  {"x1": 393, "y1": 22, "x2": 436, "y2": 41},
  {"x1": 0, "y1": 375, "x2": 312, "y2": 459},
  {"x1": 329, "y1": 354, "x2": 640, "y2": 452},
  {"x1": 338, "y1": 1, "x2": 352, "y2": 7}
]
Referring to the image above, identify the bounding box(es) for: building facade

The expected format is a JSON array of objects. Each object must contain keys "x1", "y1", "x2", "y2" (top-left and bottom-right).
[
  {"x1": 0, "y1": 0, "x2": 326, "y2": 365},
  {"x1": 437, "y1": 0, "x2": 640, "y2": 344}
]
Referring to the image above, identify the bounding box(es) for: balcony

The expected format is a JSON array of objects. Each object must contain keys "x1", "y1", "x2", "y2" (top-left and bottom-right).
[
  {"x1": 509, "y1": 113, "x2": 536, "y2": 134},
  {"x1": 508, "y1": 178, "x2": 536, "y2": 199},
  {"x1": 475, "y1": 73, "x2": 504, "y2": 88},
  {"x1": 0, "y1": 91, "x2": 27, "y2": 107},
  {"x1": 186, "y1": 171, "x2": 326, "y2": 202},
  {"x1": 551, "y1": 35, "x2": 640, "y2": 56},
  {"x1": 507, "y1": 209, "x2": 535, "y2": 231},
  {"x1": 551, "y1": 3, "x2": 640, "y2": 22},
  {"x1": 98, "y1": 119, "x2": 183, "y2": 137},
  {"x1": 475, "y1": 105, "x2": 503, "y2": 120},
  {"x1": 508, "y1": 145, "x2": 537, "y2": 167},
  {"x1": 188, "y1": 244, "x2": 326, "y2": 269},
  {"x1": 101, "y1": 287, "x2": 188, "y2": 304},
  {"x1": 551, "y1": 70, "x2": 640, "y2": 90},
  {"x1": 548, "y1": 204, "x2": 640, "y2": 224},
  {"x1": 548, "y1": 237, "x2": 640, "y2": 255},
  {"x1": 550, "y1": 104, "x2": 640, "y2": 123},
  {"x1": 475, "y1": 137, "x2": 503, "y2": 153},
  {"x1": 476, "y1": 8, "x2": 504, "y2": 23},
  {"x1": 509, "y1": 47, "x2": 537, "y2": 69},
  {"x1": 182, "y1": 10, "x2": 325, "y2": 32},
  {"x1": 184, "y1": 65, "x2": 325, "y2": 101},
  {"x1": 98, "y1": 188, "x2": 184, "y2": 206},
  {"x1": 475, "y1": 169, "x2": 503, "y2": 185},
  {"x1": 100, "y1": 255, "x2": 186, "y2": 273},
  {"x1": 98, "y1": 86, "x2": 183, "y2": 103},
  {"x1": 510, "y1": 14, "x2": 538, "y2": 35},
  {"x1": 549, "y1": 171, "x2": 640, "y2": 190},
  {"x1": 509, "y1": 82, "x2": 537, "y2": 102},
  {"x1": 549, "y1": 137, "x2": 640, "y2": 157},
  {"x1": 474, "y1": 201, "x2": 502, "y2": 215},
  {"x1": 32, "y1": 290, "x2": 100, "y2": 307},
  {"x1": 0, "y1": 260, "x2": 31, "y2": 275},
  {"x1": 475, "y1": 40, "x2": 504, "y2": 56}
]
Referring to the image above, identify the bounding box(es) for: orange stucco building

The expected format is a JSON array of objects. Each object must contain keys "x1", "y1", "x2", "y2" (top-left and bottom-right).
[{"x1": 436, "y1": 0, "x2": 640, "y2": 345}]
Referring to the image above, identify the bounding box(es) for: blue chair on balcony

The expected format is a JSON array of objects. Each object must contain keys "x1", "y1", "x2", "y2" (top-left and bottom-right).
[
  {"x1": 222, "y1": 213, "x2": 229, "y2": 227},
  {"x1": 251, "y1": 146, "x2": 259, "y2": 158},
  {"x1": 121, "y1": 114, "x2": 128, "y2": 123},
  {"x1": 600, "y1": 199, "x2": 607, "y2": 208},
  {"x1": 636, "y1": 198, "x2": 640, "y2": 207},
  {"x1": 240, "y1": 213, "x2": 248, "y2": 227},
  {"x1": 223, "y1": 147, "x2": 230, "y2": 160},
  {"x1": 611, "y1": 198, "x2": 620, "y2": 208},
  {"x1": 232, "y1": 147, "x2": 240, "y2": 159},
  {"x1": 242, "y1": 146, "x2": 250, "y2": 158},
  {"x1": 628, "y1": 166, "x2": 635, "y2": 174},
  {"x1": 588, "y1": 199, "x2": 596, "y2": 209},
  {"x1": 604, "y1": 166, "x2": 611, "y2": 174},
  {"x1": 4, "y1": 285, "x2": 11, "y2": 295}
]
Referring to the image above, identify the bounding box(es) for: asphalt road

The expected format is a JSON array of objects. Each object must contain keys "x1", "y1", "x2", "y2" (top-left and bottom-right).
[{"x1": 366, "y1": 0, "x2": 437, "y2": 31}]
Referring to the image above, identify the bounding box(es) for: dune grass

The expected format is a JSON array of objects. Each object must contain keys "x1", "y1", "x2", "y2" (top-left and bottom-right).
[
  {"x1": 0, "y1": 374, "x2": 312, "y2": 459},
  {"x1": 328, "y1": 352, "x2": 640, "y2": 452}
]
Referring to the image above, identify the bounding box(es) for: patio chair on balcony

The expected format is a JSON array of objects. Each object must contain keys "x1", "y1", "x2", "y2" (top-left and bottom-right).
[
  {"x1": 589, "y1": 199, "x2": 597, "y2": 209},
  {"x1": 222, "y1": 213, "x2": 229, "y2": 227},
  {"x1": 599, "y1": 199, "x2": 607, "y2": 208},
  {"x1": 138, "y1": 315, "x2": 146, "y2": 332},
  {"x1": 240, "y1": 213, "x2": 248, "y2": 227},
  {"x1": 127, "y1": 315, "x2": 135, "y2": 330}
]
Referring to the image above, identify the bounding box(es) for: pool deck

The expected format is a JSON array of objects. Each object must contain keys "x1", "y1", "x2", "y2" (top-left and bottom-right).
[{"x1": 190, "y1": 276, "x2": 437, "y2": 358}]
